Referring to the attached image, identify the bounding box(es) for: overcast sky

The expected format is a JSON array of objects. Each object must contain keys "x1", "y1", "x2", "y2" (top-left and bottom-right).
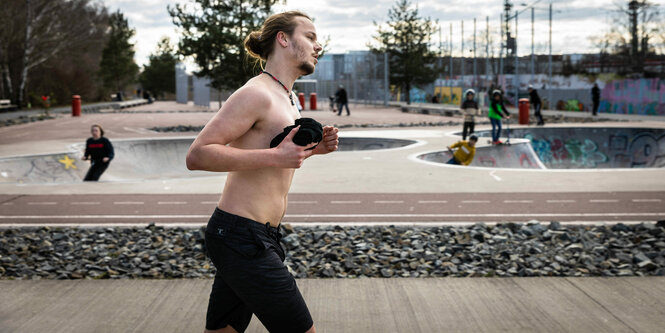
[{"x1": 103, "y1": 0, "x2": 665, "y2": 68}]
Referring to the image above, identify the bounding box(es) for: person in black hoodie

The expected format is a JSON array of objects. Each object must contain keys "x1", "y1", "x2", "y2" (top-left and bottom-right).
[
  {"x1": 528, "y1": 85, "x2": 544, "y2": 126},
  {"x1": 335, "y1": 84, "x2": 350, "y2": 116},
  {"x1": 460, "y1": 89, "x2": 479, "y2": 140},
  {"x1": 82, "y1": 124, "x2": 114, "y2": 181}
]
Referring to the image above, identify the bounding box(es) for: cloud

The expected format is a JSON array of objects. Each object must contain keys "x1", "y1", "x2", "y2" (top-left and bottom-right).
[{"x1": 102, "y1": 0, "x2": 665, "y2": 66}]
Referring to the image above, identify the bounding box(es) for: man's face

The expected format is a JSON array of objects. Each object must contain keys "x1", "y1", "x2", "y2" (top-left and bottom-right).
[
  {"x1": 466, "y1": 94, "x2": 474, "y2": 100},
  {"x1": 290, "y1": 17, "x2": 322, "y2": 75},
  {"x1": 469, "y1": 139, "x2": 477, "y2": 147}
]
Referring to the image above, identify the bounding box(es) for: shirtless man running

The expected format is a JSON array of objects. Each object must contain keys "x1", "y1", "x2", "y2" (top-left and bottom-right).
[{"x1": 186, "y1": 11, "x2": 338, "y2": 333}]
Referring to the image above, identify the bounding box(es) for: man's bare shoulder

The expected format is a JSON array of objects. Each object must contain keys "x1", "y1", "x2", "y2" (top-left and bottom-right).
[{"x1": 222, "y1": 78, "x2": 272, "y2": 115}]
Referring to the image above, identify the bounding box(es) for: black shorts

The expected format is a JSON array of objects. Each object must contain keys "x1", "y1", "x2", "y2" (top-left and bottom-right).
[{"x1": 204, "y1": 208, "x2": 313, "y2": 333}]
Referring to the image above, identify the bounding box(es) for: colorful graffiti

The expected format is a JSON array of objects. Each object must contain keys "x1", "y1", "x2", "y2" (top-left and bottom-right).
[
  {"x1": 599, "y1": 79, "x2": 665, "y2": 116},
  {"x1": 609, "y1": 132, "x2": 665, "y2": 168},
  {"x1": 434, "y1": 86, "x2": 462, "y2": 105},
  {"x1": 525, "y1": 134, "x2": 608, "y2": 168},
  {"x1": 409, "y1": 87, "x2": 428, "y2": 103},
  {"x1": 521, "y1": 128, "x2": 665, "y2": 169},
  {"x1": 0, "y1": 153, "x2": 85, "y2": 183}
]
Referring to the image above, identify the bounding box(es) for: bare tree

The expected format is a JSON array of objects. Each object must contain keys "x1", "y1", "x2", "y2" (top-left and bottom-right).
[
  {"x1": 592, "y1": 1, "x2": 663, "y2": 75},
  {"x1": 7, "y1": 0, "x2": 104, "y2": 107}
]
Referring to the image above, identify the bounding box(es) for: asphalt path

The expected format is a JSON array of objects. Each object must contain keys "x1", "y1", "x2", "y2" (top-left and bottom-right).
[{"x1": 1, "y1": 192, "x2": 663, "y2": 226}]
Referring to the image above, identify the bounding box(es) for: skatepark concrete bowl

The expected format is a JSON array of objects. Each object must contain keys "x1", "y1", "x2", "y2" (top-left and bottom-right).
[
  {"x1": 417, "y1": 126, "x2": 665, "y2": 170},
  {"x1": 0, "y1": 136, "x2": 418, "y2": 184}
]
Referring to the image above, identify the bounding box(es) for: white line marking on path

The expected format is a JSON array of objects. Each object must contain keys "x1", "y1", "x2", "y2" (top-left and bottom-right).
[
  {"x1": 290, "y1": 201, "x2": 319, "y2": 204},
  {"x1": 200, "y1": 201, "x2": 218, "y2": 205},
  {"x1": 158, "y1": 201, "x2": 187, "y2": 205},
  {"x1": 113, "y1": 202, "x2": 144, "y2": 205},
  {"x1": 504, "y1": 200, "x2": 534, "y2": 203},
  {"x1": 461, "y1": 200, "x2": 491, "y2": 204},
  {"x1": 0, "y1": 215, "x2": 208, "y2": 219},
  {"x1": 2, "y1": 202, "x2": 14, "y2": 206},
  {"x1": 4, "y1": 212, "x2": 665, "y2": 220},
  {"x1": 632, "y1": 199, "x2": 662, "y2": 203},
  {"x1": 489, "y1": 170, "x2": 502, "y2": 181},
  {"x1": 27, "y1": 202, "x2": 57, "y2": 205},
  {"x1": 418, "y1": 200, "x2": 448, "y2": 204},
  {"x1": 546, "y1": 200, "x2": 576, "y2": 203},
  {"x1": 70, "y1": 202, "x2": 101, "y2": 205},
  {"x1": 330, "y1": 201, "x2": 361, "y2": 204},
  {"x1": 285, "y1": 213, "x2": 665, "y2": 218},
  {"x1": 589, "y1": 199, "x2": 619, "y2": 203},
  {"x1": 374, "y1": 201, "x2": 404, "y2": 204}
]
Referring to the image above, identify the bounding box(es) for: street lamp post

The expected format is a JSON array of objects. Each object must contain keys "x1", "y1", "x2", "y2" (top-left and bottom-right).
[
  {"x1": 514, "y1": 10, "x2": 519, "y2": 104},
  {"x1": 473, "y1": 18, "x2": 477, "y2": 92}
]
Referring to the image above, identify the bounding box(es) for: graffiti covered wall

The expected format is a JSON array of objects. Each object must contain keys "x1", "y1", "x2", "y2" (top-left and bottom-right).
[
  {"x1": 434, "y1": 86, "x2": 462, "y2": 105},
  {"x1": 473, "y1": 127, "x2": 665, "y2": 169},
  {"x1": 600, "y1": 79, "x2": 665, "y2": 116}
]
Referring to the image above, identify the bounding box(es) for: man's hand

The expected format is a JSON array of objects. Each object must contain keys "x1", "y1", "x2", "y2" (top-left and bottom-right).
[
  {"x1": 81, "y1": 156, "x2": 88, "y2": 161},
  {"x1": 273, "y1": 126, "x2": 316, "y2": 168},
  {"x1": 447, "y1": 146, "x2": 453, "y2": 153},
  {"x1": 312, "y1": 126, "x2": 339, "y2": 155},
  {"x1": 102, "y1": 157, "x2": 110, "y2": 163}
]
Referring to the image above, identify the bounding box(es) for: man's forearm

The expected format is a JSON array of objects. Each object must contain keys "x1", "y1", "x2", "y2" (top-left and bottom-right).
[{"x1": 187, "y1": 144, "x2": 279, "y2": 172}]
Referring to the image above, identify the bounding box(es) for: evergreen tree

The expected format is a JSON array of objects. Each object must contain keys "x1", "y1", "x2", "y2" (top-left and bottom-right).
[
  {"x1": 139, "y1": 37, "x2": 177, "y2": 99},
  {"x1": 369, "y1": 0, "x2": 438, "y2": 104},
  {"x1": 99, "y1": 10, "x2": 138, "y2": 94},
  {"x1": 168, "y1": 0, "x2": 279, "y2": 91}
]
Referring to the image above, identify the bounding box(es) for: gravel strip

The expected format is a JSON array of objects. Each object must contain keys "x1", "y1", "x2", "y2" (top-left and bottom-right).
[
  {"x1": 1, "y1": 222, "x2": 663, "y2": 280},
  {"x1": 1, "y1": 114, "x2": 56, "y2": 127}
]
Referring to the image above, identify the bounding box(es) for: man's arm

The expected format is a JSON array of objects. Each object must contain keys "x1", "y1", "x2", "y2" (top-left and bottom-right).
[
  {"x1": 186, "y1": 88, "x2": 315, "y2": 172},
  {"x1": 82, "y1": 139, "x2": 90, "y2": 160}
]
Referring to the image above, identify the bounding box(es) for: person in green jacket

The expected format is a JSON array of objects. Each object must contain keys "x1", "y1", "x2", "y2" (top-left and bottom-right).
[{"x1": 488, "y1": 89, "x2": 511, "y2": 144}]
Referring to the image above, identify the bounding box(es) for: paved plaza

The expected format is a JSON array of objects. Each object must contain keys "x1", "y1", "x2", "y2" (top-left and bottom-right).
[{"x1": 1, "y1": 101, "x2": 664, "y2": 332}]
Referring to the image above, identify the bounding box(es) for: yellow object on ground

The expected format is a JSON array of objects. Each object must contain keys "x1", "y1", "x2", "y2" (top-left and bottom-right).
[{"x1": 450, "y1": 141, "x2": 476, "y2": 165}]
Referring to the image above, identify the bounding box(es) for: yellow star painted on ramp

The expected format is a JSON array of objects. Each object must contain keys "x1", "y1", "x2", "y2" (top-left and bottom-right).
[{"x1": 58, "y1": 155, "x2": 77, "y2": 169}]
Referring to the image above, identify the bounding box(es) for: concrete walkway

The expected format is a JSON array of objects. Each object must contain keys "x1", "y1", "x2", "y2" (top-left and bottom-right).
[{"x1": 1, "y1": 277, "x2": 664, "y2": 332}]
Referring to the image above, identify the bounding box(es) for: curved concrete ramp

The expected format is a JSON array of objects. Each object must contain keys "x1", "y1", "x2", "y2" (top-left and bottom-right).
[
  {"x1": 0, "y1": 137, "x2": 419, "y2": 184},
  {"x1": 73, "y1": 138, "x2": 202, "y2": 182},
  {"x1": 0, "y1": 138, "x2": 202, "y2": 184},
  {"x1": 418, "y1": 142, "x2": 545, "y2": 169},
  {"x1": 337, "y1": 137, "x2": 417, "y2": 151},
  {"x1": 473, "y1": 127, "x2": 665, "y2": 169},
  {"x1": 0, "y1": 152, "x2": 88, "y2": 184}
]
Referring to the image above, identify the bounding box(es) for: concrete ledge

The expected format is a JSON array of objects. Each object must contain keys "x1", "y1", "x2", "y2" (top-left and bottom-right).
[{"x1": 1, "y1": 277, "x2": 663, "y2": 332}]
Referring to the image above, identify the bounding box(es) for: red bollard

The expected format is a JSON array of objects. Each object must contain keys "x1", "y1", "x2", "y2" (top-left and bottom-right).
[
  {"x1": 309, "y1": 93, "x2": 317, "y2": 110},
  {"x1": 518, "y1": 98, "x2": 529, "y2": 125},
  {"x1": 72, "y1": 95, "x2": 81, "y2": 117},
  {"x1": 298, "y1": 93, "x2": 305, "y2": 110}
]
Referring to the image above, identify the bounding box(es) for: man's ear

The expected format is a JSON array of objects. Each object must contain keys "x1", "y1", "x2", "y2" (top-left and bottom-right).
[{"x1": 277, "y1": 31, "x2": 288, "y2": 47}]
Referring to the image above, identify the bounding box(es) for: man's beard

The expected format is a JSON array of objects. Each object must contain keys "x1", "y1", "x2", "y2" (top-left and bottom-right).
[
  {"x1": 298, "y1": 61, "x2": 315, "y2": 75},
  {"x1": 293, "y1": 40, "x2": 315, "y2": 75}
]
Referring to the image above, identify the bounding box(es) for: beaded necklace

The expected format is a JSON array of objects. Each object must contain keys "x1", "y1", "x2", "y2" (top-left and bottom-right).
[{"x1": 261, "y1": 70, "x2": 294, "y2": 105}]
